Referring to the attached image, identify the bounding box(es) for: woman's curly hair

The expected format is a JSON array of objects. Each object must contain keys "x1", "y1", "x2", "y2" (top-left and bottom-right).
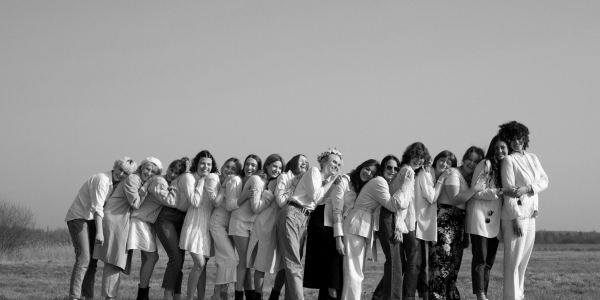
[
  {"x1": 498, "y1": 120, "x2": 530, "y2": 151},
  {"x1": 399, "y1": 142, "x2": 431, "y2": 175}
]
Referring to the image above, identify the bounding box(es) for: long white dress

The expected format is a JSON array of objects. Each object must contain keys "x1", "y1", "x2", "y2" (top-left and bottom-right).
[{"x1": 179, "y1": 173, "x2": 219, "y2": 256}]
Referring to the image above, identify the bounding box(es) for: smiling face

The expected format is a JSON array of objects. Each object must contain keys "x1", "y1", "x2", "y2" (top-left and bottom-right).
[
  {"x1": 359, "y1": 165, "x2": 377, "y2": 182},
  {"x1": 140, "y1": 163, "x2": 158, "y2": 181},
  {"x1": 197, "y1": 157, "x2": 212, "y2": 176},
  {"x1": 244, "y1": 158, "x2": 259, "y2": 177},
  {"x1": 510, "y1": 137, "x2": 524, "y2": 153},
  {"x1": 297, "y1": 156, "x2": 308, "y2": 173},
  {"x1": 409, "y1": 157, "x2": 425, "y2": 170},
  {"x1": 383, "y1": 159, "x2": 399, "y2": 181},
  {"x1": 495, "y1": 140, "x2": 509, "y2": 161},
  {"x1": 462, "y1": 152, "x2": 482, "y2": 176},
  {"x1": 266, "y1": 161, "x2": 283, "y2": 179},
  {"x1": 322, "y1": 155, "x2": 342, "y2": 177},
  {"x1": 435, "y1": 157, "x2": 452, "y2": 175},
  {"x1": 112, "y1": 166, "x2": 131, "y2": 182},
  {"x1": 221, "y1": 161, "x2": 238, "y2": 177}
]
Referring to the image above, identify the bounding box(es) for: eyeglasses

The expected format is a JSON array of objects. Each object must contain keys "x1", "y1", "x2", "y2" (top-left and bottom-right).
[{"x1": 386, "y1": 166, "x2": 400, "y2": 172}]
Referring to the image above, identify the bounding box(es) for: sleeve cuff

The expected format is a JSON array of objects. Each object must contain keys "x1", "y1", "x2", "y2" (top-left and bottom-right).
[
  {"x1": 333, "y1": 223, "x2": 344, "y2": 237},
  {"x1": 93, "y1": 210, "x2": 104, "y2": 218}
]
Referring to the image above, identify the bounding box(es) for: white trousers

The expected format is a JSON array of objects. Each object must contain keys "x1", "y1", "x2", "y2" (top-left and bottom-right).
[
  {"x1": 101, "y1": 262, "x2": 121, "y2": 298},
  {"x1": 502, "y1": 218, "x2": 535, "y2": 300},
  {"x1": 210, "y1": 219, "x2": 237, "y2": 285},
  {"x1": 341, "y1": 233, "x2": 367, "y2": 300}
]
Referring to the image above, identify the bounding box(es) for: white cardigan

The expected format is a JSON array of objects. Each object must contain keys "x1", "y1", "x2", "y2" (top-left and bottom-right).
[{"x1": 465, "y1": 160, "x2": 503, "y2": 238}]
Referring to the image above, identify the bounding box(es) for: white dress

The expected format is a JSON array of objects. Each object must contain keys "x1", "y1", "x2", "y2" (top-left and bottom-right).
[{"x1": 179, "y1": 173, "x2": 219, "y2": 256}]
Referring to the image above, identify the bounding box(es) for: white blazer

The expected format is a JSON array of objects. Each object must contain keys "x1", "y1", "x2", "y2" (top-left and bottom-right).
[{"x1": 501, "y1": 152, "x2": 548, "y2": 220}]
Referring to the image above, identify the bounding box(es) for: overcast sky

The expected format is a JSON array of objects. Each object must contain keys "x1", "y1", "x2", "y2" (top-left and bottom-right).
[{"x1": 1, "y1": 1, "x2": 598, "y2": 231}]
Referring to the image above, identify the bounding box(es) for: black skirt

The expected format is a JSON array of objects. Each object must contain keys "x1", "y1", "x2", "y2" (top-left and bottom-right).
[{"x1": 303, "y1": 204, "x2": 343, "y2": 290}]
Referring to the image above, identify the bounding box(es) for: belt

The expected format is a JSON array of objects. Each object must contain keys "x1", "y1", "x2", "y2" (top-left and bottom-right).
[{"x1": 288, "y1": 201, "x2": 310, "y2": 216}]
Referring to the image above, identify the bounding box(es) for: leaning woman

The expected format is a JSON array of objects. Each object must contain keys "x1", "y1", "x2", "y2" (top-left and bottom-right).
[
  {"x1": 498, "y1": 121, "x2": 548, "y2": 300},
  {"x1": 328, "y1": 159, "x2": 379, "y2": 300},
  {"x1": 248, "y1": 154, "x2": 286, "y2": 300},
  {"x1": 429, "y1": 147, "x2": 485, "y2": 300},
  {"x1": 93, "y1": 158, "x2": 158, "y2": 299},
  {"x1": 229, "y1": 154, "x2": 263, "y2": 300},
  {"x1": 145, "y1": 157, "x2": 190, "y2": 300},
  {"x1": 277, "y1": 149, "x2": 342, "y2": 300},
  {"x1": 128, "y1": 158, "x2": 166, "y2": 300},
  {"x1": 209, "y1": 157, "x2": 243, "y2": 300},
  {"x1": 64, "y1": 157, "x2": 136, "y2": 300},
  {"x1": 344, "y1": 154, "x2": 409, "y2": 300},
  {"x1": 179, "y1": 150, "x2": 220, "y2": 300}
]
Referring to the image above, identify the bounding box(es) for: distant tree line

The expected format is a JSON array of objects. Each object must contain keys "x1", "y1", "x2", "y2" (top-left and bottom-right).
[{"x1": 535, "y1": 230, "x2": 600, "y2": 244}]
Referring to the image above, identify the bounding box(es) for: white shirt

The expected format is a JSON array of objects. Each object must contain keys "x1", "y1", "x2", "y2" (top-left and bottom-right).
[{"x1": 65, "y1": 171, "x2": 113, "y2": 221}]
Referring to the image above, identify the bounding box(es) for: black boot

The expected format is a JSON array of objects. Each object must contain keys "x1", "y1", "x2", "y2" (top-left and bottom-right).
[
  {"x1": 235, "y1": 291, "x2": 244, "y2": 300},
  {"x1": 254, "y1": 292, "x2": 263, "y2": 300},
  {"x1": 267, "y1": 289, "x2": 280, "y2": 300},
  {"x1": 245, "y1": 290, "x2": 256, "y2": 300},
  {"x1": 135, "y1": 285, "x2": 150, "y2": 300}
]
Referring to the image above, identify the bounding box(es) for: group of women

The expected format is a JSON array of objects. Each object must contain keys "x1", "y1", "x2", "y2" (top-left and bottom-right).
[{"x1": 64, "y1": 120, "x2": 548, "y2": 300}]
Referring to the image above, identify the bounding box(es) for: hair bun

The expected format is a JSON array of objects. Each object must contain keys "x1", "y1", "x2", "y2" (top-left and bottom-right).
[{"x1": 181, "y1": 157, "x2": 191, "y2": 172}]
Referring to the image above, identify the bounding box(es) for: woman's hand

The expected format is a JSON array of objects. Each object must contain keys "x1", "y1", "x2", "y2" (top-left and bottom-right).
[
  {"x1": 336, "y1": 236, "x2": 345, "y2": 255},
  {"x1": 241, "y1": 188, "x2": 258, "y2": 200},
  {"x1": 502, "y1": 187, "x2": 518, "y2": 198},
  {"x1": 333, "y1": 175, "x2": 343, "y2": 185},
  {"x1": 95, "y1": 232, "x2": 104, "y2": 246},
  {"x1": 392, "y1": 231, "x2": 402, "y2": 243},
  {"x1": 472, "y1": 178, "x2": 486, "y2": 192},
  {"x1": 437, "y1": 169, "x2": 451, "y2": 183},
  {"x1": 515, "y1": 185, "x2": 529, "y2": 197},
  {"x1": 512, "y1": 218, "x2": 523, "y2": 237}
]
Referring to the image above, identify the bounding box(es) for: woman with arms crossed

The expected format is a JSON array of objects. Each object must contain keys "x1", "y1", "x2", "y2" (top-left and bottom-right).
[
  {"x1": 277, "y1": 148, "x2": 342, "y2": 300},
  {"x1": 248, "y1": 154, "x2": 286, "y2": 300},
  {"x1": 179, "y1": 150, "x2": 220, "y2": 300},
  {"x1": 429, "y1": 147, "x2": 485, "y2": 300},
  {"x1": 210, "y1": 157, "x2": 243, "y2": 300},
  {"x1": 229, "y1": 154, "x2": 263, "y2": 300},
  {"x1": 64, "y1": 157, "x2": 135, "y2": 300},
  {"x1": 498, "y1": 121, "x2": 548, "y2": 300}
]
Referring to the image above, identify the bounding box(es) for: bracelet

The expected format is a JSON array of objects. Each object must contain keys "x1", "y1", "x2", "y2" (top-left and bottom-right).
[{"x1": 436, "y1": 180, "x2": 444, "y2": 185}]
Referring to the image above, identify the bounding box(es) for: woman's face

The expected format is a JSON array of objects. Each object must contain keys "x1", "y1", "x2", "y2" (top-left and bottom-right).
[
  {"x1": 140, "y1": 163, "x2": 158, "y2": 181},
  {"x1": 323, "y1": 155, "x2": 342, "y2": 177},
  {"x1": 409, "y1": 157, "x2": 425, "y2": 170},
  {"x1": 297, "y1": 156, "x2": 308, "y2": 173},
  {"x1": 244, "y1": 158, "x2": 259, "y2": 177},
  {"x1": 435, "y1": 157, "x2": 452, "y2": 174},
  {"x1": 165, "y1": 167, "x2": 181, "y2": 182},
  {"x1": 221, "y1": 161, "x2": 238, "y2": 177},
  {"x1": 510, "y1": 137, "x2": 524, "y2": 153},
  {"x1": 113, "y1": 165, "x2": 130, "y2": 182},
  {"x1": 359, "y1": 165, "x2": 377, "y2": 182},
  {"x1": 462, "y1": 152, "x2": 482, "y2": 175},
  {"x1": 197, "y1": 157, "x2": 212, "y2": 176},
  {"x1": 266, "y1": 161, "x2": 283, "y2": 178},
  {"x1": 383, "y1": 159, "x2": 399, "y2": 181},
  {"x1": 495, "y1": 140, "x2": 509, "y2": 161}
]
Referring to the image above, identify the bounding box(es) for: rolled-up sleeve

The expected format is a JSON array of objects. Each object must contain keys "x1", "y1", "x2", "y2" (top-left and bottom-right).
[{"x1": 89, "y1": 176, "x2": 109, "y2": 218}]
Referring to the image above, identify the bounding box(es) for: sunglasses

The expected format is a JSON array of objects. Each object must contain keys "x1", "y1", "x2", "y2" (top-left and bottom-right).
[{"x1": 386, "y1": 166, "x2": 400, "y2": 172}]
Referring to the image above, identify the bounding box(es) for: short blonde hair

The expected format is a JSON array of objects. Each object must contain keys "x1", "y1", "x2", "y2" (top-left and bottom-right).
[{"x1": 113, "y1": 157, "x2": 137, "y2": 175}]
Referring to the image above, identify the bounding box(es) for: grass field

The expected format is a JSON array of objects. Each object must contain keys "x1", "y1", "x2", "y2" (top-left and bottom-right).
[{"x1": 0, "y1": 243, "x2": 599, "y2": 300}]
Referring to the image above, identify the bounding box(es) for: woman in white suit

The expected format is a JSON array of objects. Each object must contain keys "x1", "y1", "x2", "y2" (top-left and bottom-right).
[
  {"x1": 499, "y1": 121, "x2": 548, "y2": 300},
  {"x1": 466, "y1": 136, "x2": 517, "y2": 300}
]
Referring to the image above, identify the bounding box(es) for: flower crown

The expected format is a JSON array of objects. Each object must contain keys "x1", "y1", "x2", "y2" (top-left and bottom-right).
[{"x1": 317, "y1": 148, "x2": 343, "y2": 163}]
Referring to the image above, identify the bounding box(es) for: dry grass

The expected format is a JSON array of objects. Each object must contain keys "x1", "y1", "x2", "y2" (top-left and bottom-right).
[{"x1": 0, "y1": 243, "x2": 599, "y2": 299}]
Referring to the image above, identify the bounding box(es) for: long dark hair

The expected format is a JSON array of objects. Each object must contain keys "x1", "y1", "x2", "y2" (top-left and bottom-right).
[
  {"x1": 263, "y1": 154, "x2": 285, "y2": 181},
  {"x1": 484, "y1": 136, "x2": 503, "y2": 188},
  {"x1": 348, "y1": 159, "x2": 380, "y2": 195},
  {"x1": 168, "y1": 157, "x2": 190, "y2": 175},
  {"x1": 379, "y1": 155, "x2": 401, "y2": 177},
  {"x1": 461, "y1": 146, "x2": 485, "y2": 185},
  {"x1": 399, "y1": 142, "x2": 431, "y2": 175},
  {"x1": 190, "y1": 150, "x2": 218, "y2": 174},
  {"x1": 241, "y1": 154, "x2": 262, "y2": 179}
]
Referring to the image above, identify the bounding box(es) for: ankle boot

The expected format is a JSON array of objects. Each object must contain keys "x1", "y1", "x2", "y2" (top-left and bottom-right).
[
  {"x1": 254, "y1": 292, "x2": 263, "y2": 300},
  {"x1": 136, "y1": 285, "x2": 150, "y2": 300},
  {"x1": 267, "y1": 289, "x2": 280, "y2": 300},
  {"x1": 235, "y1": 291, "x2": 244, "y2": 300},
  {"x1": 245, "y1": 290, "x2": 256, "y2": 300}
]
